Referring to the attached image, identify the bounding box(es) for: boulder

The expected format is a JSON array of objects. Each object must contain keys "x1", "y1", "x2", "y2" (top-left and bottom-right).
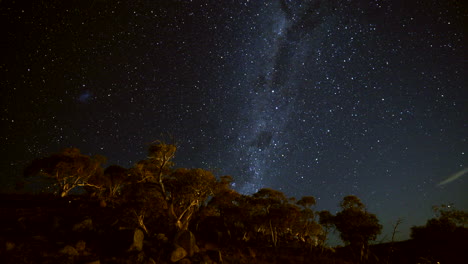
[
  {"x1": 179, "y1": 258, "x2": 191, "y2": 264},
  {"x1": 85, "y1": 261, "x2": 100, "y2": 264},
  {"x1": 174, "y1": 230, "x2": 198, "y2": 257},
  {"x1": 201, "y1": 254, "x2": 214, "y2": 264},
  {"x1": 128, "y1": 228, "x2": 144, "y2": 252},
  {"x1": 170, "y1": 246, "x2": 187, "y2": 262},
  {"x1": 72, "y1": 218, "x2": 93, "y2": 232},
  {"x1": 157, "y1": 233, "x2": 168, "y2": 243},
  {"x1": 75, "y1": 240, "x2": 86, "y2": 253},
  {"x1": 60, "y1": 245, "x2": 79, "y2": 256},
  {"x1": 5, "y1": 241, "x2": 15, "y2": 251},
  {"x1": 146, "y1": 258, "x2": 156, "y2": 264}
]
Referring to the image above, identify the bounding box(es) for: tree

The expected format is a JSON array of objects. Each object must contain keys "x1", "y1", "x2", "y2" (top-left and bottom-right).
[
  {"x1": 102, "y1": 165, "x2": 129, "y2": 198},
  {"x1": 133, "y1": 142, "x2": 176, "y2": 199},
  {"x1": 252, "y1": 188, "x2": 288, "y2": 203},
  {"x1": 410, "y1": 205, "x2": 468, "y2": 263},
  {"x1": 340, "y1": 195, "x2": 365, "y2": 210},
  {"x1": 334, "y1": 195, "x2": 382, "y2": 261},
  {"x1": 411, "y1": 204, "x2": 468, "y2": 242},
  {"x1": 297, "y1": 196, "x2": 316, "y2": 209},
  {"x1": 334, "y1": 196, "x2": 381, "y2": 245},
  {"x1": 318, "y1": 210, "x2": 335, "y2": 245},
  {"x1": 431, "y1": 204, "x2": 468, "y2": 228},
  {"x1": 122, "y1": 142, "x2": 176, "y2": 233},
  {"x1": 121, "y1": 142, "x2": 222, "y2": 234},
  {"x1": 166, "y1": 168, "x2": 219, "y2": 230},
  {"x1": 91, "y1": 165, "x2": 130, "y2": 206},
  {"x1": 205, "y1": 187, "x2": 246, "y2": 243},
  {"x1": 24, "y1": 148, "x2": 106, "y2": 197},
  {"x1": 295, "y1": 196, "x2": 323, "y2": 248},
  {"x1": 249, "y1": 188, "x2": 306, "y2": 247}
]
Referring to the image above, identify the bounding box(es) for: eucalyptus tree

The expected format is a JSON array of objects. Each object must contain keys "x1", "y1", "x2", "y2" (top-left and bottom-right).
[{"x1": 24, "y1": 148, "x2": 106, "y2": 197}]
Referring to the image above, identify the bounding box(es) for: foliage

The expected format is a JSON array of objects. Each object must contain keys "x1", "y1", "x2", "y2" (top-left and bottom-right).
[
  {"x1": 19, "y1": 141, "x2": 386, "y2": 257},
  {"x1": 208, "y1": 188, "x2": 324, "y2": 248},
  {"x1": 17, "y1": 140, "x2": 468, "y2": 263},
  {"x1": 297, "y1": 196, "x2": 316, "y2": 209},
  {"x1": 24, "y1": 148, "x2": 106, "y2": 197},
  {"x1": 411, "y1": 204, "x2": 468, "y2": 242},
  {"x1": 94, "y1": 165, "x2": 130, "y2": 202},
  {"x1": 119, "y1": 142, "x2": 221, "y2": 233},
  {"x1": 334, "y1": 196, "x2": 382, "y2": 247},
  {"x1": 132, "y1": 141, "x2": 176, "y2": 197},
  {"x1": 166, "y1": 168, "x2": 219, "y2": 230},
  {"x1": 318, "y1": 210, "x2": 335, "y2": 244},
  {"x1": 431, "y1": 204, "x2": 468, "y2": 227},
  {"x1": 339, "y1": 195, "x2": 365, "y2": 211}
]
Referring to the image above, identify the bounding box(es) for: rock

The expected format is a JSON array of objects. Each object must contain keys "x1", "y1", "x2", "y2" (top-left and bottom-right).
[
  {"x1": 134, "y1": 251, "x2": 146, "y2": 263},
  {"x1": 60, "y1": 245, "x2": 79, "y2": 256},
  {"x1": 146, "y1": 258, "x2": 156, "y2": 264},
  {"x1": 179, "y1": 259, "x2": 191, "y2": 264},
  {"x1": 17, "y1": 216, "x2": 27, "y2": 230},
  {"x1": 157, "y1": 233, "x2": 168, "y2": 242},
  {"x1": 128, "y1": 228, "x2": 144, "y2": 252},
  {"x1": 75, "y1": 240, "x2": 86, "y2": 252},
  {"x1": 32, "y1": 235, "x2": 47, "y2": 242},
  {"x1": 206, "y1": 249, "x2": 223, "y2": 264},
  {"x1": 85, "y1": 261, "x2": 100, "y2": 264},
  {"x1": 5, "y1": 241, "x2": 15, "y2": 251},
  {"x1": 170, "y1": 246, "x2": 187, "y2": 262},
  {"x1": 53, "y1": 216, "x2": 62, "y2": 229},
  {"x1": 174, "y1": 230, "x2": 198, "y2": 257},
  {"x1": 201, "y1": 254, "x2": 214, "y2": 264},
  {"x1": 73, "y1": 218, "x2": 93, "y2": 232}
]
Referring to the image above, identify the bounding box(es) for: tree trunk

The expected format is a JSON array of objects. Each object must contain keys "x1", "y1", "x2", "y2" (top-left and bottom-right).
[{"x1": 270, "y1": 220, "x2": 278, "y2": 248}]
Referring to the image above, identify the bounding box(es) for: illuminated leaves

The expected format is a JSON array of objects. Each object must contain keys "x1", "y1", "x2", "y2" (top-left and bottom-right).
[{"x1": 24, "y1": 148, "x2": 106, "y2": 197}]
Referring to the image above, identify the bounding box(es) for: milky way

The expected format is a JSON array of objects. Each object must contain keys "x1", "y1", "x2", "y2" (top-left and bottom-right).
[{"x1": 235, "y1": 1, "x2": 294, "y2": 193}]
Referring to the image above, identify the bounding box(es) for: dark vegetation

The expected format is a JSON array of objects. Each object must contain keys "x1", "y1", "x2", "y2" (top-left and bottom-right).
[{"x1": 1, "y1": 142, "x2": 467, "y2": 263}]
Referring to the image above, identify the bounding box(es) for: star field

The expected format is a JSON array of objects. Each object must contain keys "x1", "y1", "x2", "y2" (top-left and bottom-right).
[{"x1": 1, "y1": 0, "x2": 466, "y2": 242}]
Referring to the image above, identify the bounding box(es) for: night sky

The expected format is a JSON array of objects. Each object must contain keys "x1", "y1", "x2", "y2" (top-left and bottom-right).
[{"x1": 2, "y1": 0, "x2": 467, "y2": 242}]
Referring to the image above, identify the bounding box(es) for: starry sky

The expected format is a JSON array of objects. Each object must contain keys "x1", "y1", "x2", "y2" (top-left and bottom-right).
[{"x1": 1, "y1": 0, "x2": 467, "y2": 242}]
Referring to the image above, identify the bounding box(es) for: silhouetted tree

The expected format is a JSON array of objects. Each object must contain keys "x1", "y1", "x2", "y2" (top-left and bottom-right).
[
  {"x1": 411, "y1": 204, "x2": 468, "y2": 242},
  {"x1": 297, "y1": 196, "x2": 316, "y2": 209},
  {"x1": 88, "y1": 165, "x2": 130, "y2": 206},
  {"x1": 102, "y1": 165, "x2": 129, "y2": 198},
  {"x1": 248, "y1": 188, "x2": 315, "y2": 247},
  {"x1": 432, "y1": 204, "x2": 468, "y2": 227},
  {"x1": 318, "y1": 210, "x2": 335, "y2": 245},
  {"x1": 340, "y1": 195, "x2": 365, "y2": 210},
  {"x1": 410, "y1": 205, "x2": 468, "y2": 263},
  {"x1": 253, "y1": 188, "x2": 288, "y2": 202},
  {"x1": 24, "y1": 148, "x2": 106, "y2": 197},
  {"x1": 205, "y1": 187, "x2": 246, "y2": 243},
  {"x1": 334, "y1": 195, "x2": 382, "y2": 261},
  {"x1": 295, "y1": 196, "x2": 324, "y2": 248}
]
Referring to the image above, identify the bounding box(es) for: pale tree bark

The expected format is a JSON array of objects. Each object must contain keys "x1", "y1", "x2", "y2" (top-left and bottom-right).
[{"x1": 133, "y1": 209, "x2": 149, "y2": 234}]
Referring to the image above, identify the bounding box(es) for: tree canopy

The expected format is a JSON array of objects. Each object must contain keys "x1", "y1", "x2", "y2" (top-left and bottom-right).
[
  {"x1": 24, "y1": 148, "x2": 106, "y2": 197},
  {"x1": 334, "y1": 195, "x2": 382, "y2": 247},
  {"x1": 21, "y1": 141, "x2": 388, "y2": 254}
]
